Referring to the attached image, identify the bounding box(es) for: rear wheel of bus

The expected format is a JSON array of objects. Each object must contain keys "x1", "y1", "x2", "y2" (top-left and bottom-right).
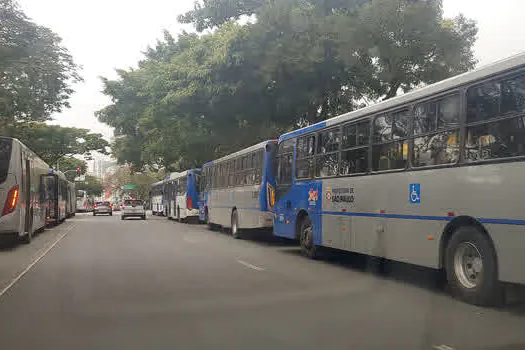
[{"x1": 445, "y1": 225, "x2": 502, "y2": 306}]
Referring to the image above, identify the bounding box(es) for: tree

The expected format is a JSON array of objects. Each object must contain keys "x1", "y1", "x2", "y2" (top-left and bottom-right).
[
  {"x1": 5, "y1": 122, "x2": 109, "y2": 166},
  {"x1": 104, "y1": 167, "x2": 165, "y2": 200},
  {"x1": 76, "y1": 174, "x2": 103, "y2": 197},
  {"x1": 97, "y1": 0, "x2": 477, "y2": 170},
  {"x1": 57, "y1": 157, "x2": 87, "y2": 180},
  {"x1": 0, "y1": 0, "x2": 81, "y2": 131}
]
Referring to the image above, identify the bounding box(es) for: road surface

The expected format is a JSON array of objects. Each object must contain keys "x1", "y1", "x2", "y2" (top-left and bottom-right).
[{"x1": 0, "y1": 212, "x2": 524, "y2": 350}]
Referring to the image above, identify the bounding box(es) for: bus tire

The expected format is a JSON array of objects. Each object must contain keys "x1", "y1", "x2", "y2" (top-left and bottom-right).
[
  {"x1": 231, "y1": 210, "x2": 241, "y2": 239},
  {"x1": 299, "y1": 216, "x2": 318, "y2": 259},
  {"x1": 445, "y1": 225, "x2": 502, "y2": 306}
]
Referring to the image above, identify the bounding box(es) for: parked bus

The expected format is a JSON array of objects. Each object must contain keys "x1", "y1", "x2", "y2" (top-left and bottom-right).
[
  {"x1": 202, "y1": 140, "x2": 277, "y2": 238},
  {"x1": 44, "y1": 170, "x2": 68, "y2": 225},
  {"x1": 165, "y1": 169, "x2": 201, "y2": 222},
  {"x1": 150, "y1": 180, "x2": 165, "y2": 215},
  {"x1": 0, "y1": 137, "x2": 51, "y2": 243},
  {"x1": 273, "y1": 52, "x2": 525, "y2": 306},
  {"x1": 76, "y1": 189, "x2": 92, "y2": 212},
  {"x1": 66, "y1": 181, "x2": 76, "y2": 218}
]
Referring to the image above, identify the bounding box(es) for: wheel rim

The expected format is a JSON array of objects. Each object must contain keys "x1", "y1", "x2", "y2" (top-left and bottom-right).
[{"x1": 454, "y1": 241, "x2": 483, "y2": 289}]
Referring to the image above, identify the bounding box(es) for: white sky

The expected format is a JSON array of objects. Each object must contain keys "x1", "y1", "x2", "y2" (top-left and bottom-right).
[{"x1": 18, "y1": 0, "x2": 525, "y2": 141}]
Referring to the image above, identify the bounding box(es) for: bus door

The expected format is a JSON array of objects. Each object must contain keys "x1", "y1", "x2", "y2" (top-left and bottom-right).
[
  {"x1": 23, "y1": 158, "x2": 32, "y2": 234},
  {"x1": 274, "y1": 153, "x2": 295, "y2": 237}
]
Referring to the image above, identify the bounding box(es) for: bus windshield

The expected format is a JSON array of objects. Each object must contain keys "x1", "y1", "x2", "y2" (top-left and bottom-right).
[{"x1": 0, "y1": 138, "x2": 13, "y2": 184}]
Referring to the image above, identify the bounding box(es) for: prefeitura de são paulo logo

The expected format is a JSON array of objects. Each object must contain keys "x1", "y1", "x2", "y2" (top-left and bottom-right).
[{"x1": 308, "y1": 188, "x2": 318, "y2": 202}]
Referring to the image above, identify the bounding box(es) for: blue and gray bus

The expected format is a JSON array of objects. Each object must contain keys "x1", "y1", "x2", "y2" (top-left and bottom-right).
[
  {"x1": 164, "y1": 169, "x2": 201, "y2": 221},
  {"x1": 273, "y1": 52, "x2": 525, "y2": 306},
  {"x1": 201, "y1": 140, "x2": 277, "y2": 238}
]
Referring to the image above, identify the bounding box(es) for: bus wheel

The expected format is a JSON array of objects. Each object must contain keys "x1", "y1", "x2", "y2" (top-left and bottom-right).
[
  {"x1": 177, "y1": 207, "x2": 181, "y2": 222},
  {"x1": 299, "y1": 216, "x2": 318, "y2": 259},
  {"x1": 231, "y1": 210, "x2": 242, "y2": 239},
  {"x1": 445, "y1": 226, "x2": 502, "y2": 306}
]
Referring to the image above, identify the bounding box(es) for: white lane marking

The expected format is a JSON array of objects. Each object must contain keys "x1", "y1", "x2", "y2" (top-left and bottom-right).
[
  {"x1": 236, "y1": 260, "x2": 265, "y2": 272},
  {"x1": 433, "y1": 345, "x2": 456, "y2": 350},
  {"x1": 0, "y1": 224, "x2": 75, "y2": 299}
]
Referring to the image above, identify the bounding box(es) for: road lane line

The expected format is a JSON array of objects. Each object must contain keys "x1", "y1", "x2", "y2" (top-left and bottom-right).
[
  {"x1": 0, "y1": 224, "x2": 75, "y2": 299},
  {"x1": 433, "y1": 345, "x2": 456, "y2": 350},
  {"x1": 236, "y1": 259, "x2": 265, "y2": 272}
]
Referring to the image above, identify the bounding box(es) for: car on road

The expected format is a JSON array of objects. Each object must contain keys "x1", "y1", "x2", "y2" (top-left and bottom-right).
[
  {"x1": 93, "y1": 201, "x2": 113, "y2": 216},
  {"x1": 121, "y1": 199, "x2": 146, "y2": 220}
]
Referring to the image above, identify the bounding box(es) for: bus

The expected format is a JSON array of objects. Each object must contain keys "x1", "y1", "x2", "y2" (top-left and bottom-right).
[
  {"x1": 0, "y1": 137, "x2": 51, "y2": 243},
  {"x1": 164, "y1": 169, "x2": 201, "y2": 222},
  {"x1": 44, "y1": 170, "x2": 68, "y2": 225},
  {"x1": 66, "y1": 181, "x2": 76, "y2": 218},
  {"x1": 76, "y1": 189, "x2": 92, "y2": 212},
  {"x1": 273, "y1": 52, "x2": 525, "y2": 306},
  {"x1": 150, "y1": 180, "x2": 165, "y2": 215},
  {"x1": 202, "y1": 140, "x2": 277, "y2": 238}
]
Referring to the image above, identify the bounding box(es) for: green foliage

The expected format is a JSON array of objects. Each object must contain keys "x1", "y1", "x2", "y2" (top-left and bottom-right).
[
  {"x1": 98, "y1": 0, "x2": 477, "y2": 170},
  {"x1": 0, "y1": 0, "x2": 81, "y2": 128},
  {"x1": 105, "y1": 167, "x2": 165, "y2": 200},
  {"x1": 5, "y1": 122, "x2": 109, "y2": 166},
  {"x1": 76, "y1": 174, "x2": 103, "y2": 197},
  {"x1": 57, "y1": 157, "x2": 87, "y2": 180}
]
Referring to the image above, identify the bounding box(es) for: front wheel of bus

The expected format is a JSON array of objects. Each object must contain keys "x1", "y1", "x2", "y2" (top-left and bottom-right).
[
  {"x1": 299, "y1": 216, "x2": 318, "y2": 259},
  {"x1": 445, "y1": 226, "x2": 502, "y2": 306},
  {"x1": 231, "y1": 210, "x2": 241, "y2": 239}
]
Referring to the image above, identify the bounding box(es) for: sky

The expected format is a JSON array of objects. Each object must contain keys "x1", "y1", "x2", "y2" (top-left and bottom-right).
[{"x1": 18, "y1": 0, "x2": 525, "y2": 142}]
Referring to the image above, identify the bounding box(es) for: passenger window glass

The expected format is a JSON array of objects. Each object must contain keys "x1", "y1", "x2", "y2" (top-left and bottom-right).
[
  {"x1": 317, "y1": 128, "x2": 340, "y2": 154},
  {"x1": 373, "y1": 115, "x2": 392, "y2": 143},
  {"x1": 465, "y1": 116, "x2": 525, "y2": 162},
  {"x1": 392, "y1": 110, "x2": 411, "y2": 140},
  {"x1": 316, "y1": 153, "x2": 338, "y2": 177},
  {"x1": 296, "y1": 158, "x2": 315, "y2": 179},
  {"x1": 342, "y1": 124, "x2": 356, "y2": 148},
  {"x1": 357, "y1": 121, "x2": 369, "y2": 146},
  {"x1": 413, "y1": 130, "x2": 460, "y2": 166},
  {"x1": 372, "y1": 141, "x2": 408, "y2": 171},
  {"x1": 467, "y1": 74, "x2": 525, "y2": 123},
  {"x1": 340, "y1": 148, "x2": 368, "y2": 175},
  {"x1": 297, "y1": 135, "x2": 316, "y2": 158}
]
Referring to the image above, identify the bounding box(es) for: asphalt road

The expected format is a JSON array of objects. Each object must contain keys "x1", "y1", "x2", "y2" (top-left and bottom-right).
[{"x1": 0, "y1": 212, "x2": 524, "y2": 350}]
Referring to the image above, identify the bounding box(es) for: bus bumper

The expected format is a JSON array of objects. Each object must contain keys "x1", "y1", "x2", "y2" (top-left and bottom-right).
[{"x1": 259, "y1": 211, "x2": 274, "y2": 228}]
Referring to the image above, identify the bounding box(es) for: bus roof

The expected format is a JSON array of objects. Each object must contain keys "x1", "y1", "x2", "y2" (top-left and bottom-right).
[
  {"x1": 203, "y1": 140, "x2": 277, "y2": 167},
  {"x1": 279, "y1": 51, "x2": 525, "y2": 142}
]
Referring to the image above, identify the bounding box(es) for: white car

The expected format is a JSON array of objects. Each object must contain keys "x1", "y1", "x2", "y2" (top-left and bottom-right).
[{"x1": 121, "y1": 199, "x2": 146, "y2": 220}]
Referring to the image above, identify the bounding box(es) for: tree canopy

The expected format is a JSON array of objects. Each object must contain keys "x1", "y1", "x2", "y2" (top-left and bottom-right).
[
  {"x1": 4, "y1": 122, "x2": 109, "y2": 166},
  {"x1": 76, "y1": 174, "x2": 103, "y2": 197},
  {"x1": 0, "y1": 0, "x2": 81, "y2": 127},
  {"x1": 98, "y1": 0, "x2": 478, "y2": 171}
]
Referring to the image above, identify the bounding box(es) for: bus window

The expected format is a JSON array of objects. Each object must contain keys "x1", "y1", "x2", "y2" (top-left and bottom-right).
[
  {"x1": 0, "y1": 138, "x2": 12, "y2": 184},
  {"x1": 465, "y1": 73, "x2": 525, "y2": 162},
  {"x1": 296, "y1": 135, "x2": 316, "y2": 179},
  {"x1": 372, "y1": 110, "x2": 410, "y2": 171},
  {"x1": 413, "y1": 94, "x2": 460, "y2": 167}
]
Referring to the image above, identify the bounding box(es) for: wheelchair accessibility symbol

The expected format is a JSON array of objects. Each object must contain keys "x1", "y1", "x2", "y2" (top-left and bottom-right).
[{"x1": 409, "y1": 184, "x2": 420, "y2": 204}]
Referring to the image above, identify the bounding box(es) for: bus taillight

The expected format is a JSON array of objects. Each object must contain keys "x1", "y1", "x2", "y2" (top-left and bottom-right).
[
  {"x1": 2, "y1": 184, "x2": 19, "y2": 216},
  {"x1": 187, "y1": 196, "x2": 193, "y2": 210}
]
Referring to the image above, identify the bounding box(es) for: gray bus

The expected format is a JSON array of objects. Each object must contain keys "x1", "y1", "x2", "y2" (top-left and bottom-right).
[
  {"x1": 0, "y1": 137, "x2": 51, "y2": 243},
  {"x1": 273, "y1": 52, "x2": 525, "y2": 305}
]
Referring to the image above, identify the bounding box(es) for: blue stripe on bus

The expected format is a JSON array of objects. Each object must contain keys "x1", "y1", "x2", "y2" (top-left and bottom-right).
[
  {"x1": 323, "y1": 211, "x2": 525, "y2": 226},
  {"x1": 279, "y1": 122, "x2": 327, "y2": 142}
]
